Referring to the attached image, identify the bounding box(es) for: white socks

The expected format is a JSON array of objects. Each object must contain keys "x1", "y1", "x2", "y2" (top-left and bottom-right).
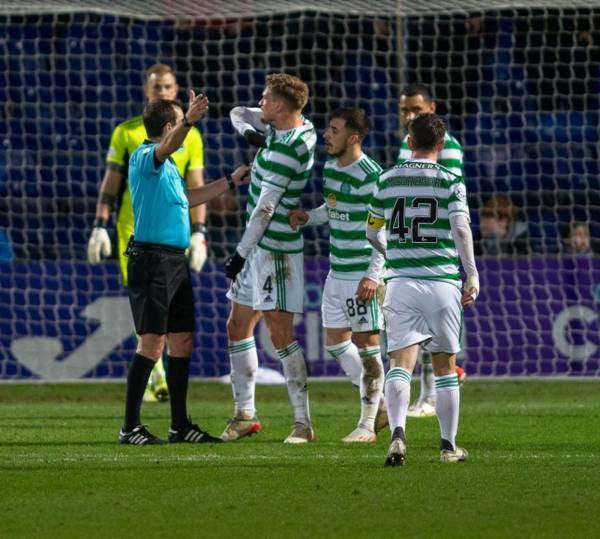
[
  {"x1": 228, "y1": 337, "x2": 258, "y2": 417},
  {"x1": 277, "y1": 341, "x2": 310, "y2": 425},
  {"x1": 357, "y1": 346, "x2": 384, "y2": 432},
  {"x1": 384, "y1": 367, "x2": 412, "y2": 433},
  {"x1": 326, "y1": 341, "x2": 384, "y2": 433},
  {"x1": 435, "y1": 374, "x2": 460, "y2": 447},
  {"x1": 325, "y1": 340, "x2": 362, "y2": 387},
  {"x1": 229, "y1": 338, "x2": 311, "y2": 426},
  {"x1": 384, "y1": 368, "x2": 461, "y2": 449}
]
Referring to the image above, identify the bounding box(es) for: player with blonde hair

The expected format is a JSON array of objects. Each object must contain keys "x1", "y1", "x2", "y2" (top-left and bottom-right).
[{"x1": 221, "y1": 74, "x2": 317, "y2": 444}]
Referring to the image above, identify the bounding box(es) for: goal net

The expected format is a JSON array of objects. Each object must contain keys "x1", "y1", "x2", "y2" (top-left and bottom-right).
[{"x1": 0, "y1": 1, "x2": 599, "y2": 380}]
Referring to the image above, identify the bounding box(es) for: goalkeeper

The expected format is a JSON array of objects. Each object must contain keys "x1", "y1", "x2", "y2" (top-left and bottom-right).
[
  {"x1": 396, "y1": 83, "x2": 466, "y2": 418},
  {"x1": 87, "y1": 64, "x2": 208, "y2": 402},
  {"x1": 288, "y1": 107, "x2": 385, "y2": 443}
]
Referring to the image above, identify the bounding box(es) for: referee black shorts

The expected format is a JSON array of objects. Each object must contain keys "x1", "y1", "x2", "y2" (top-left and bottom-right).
[{"x1": 126, "y1": 239, "x2": 195, "y2": 335}]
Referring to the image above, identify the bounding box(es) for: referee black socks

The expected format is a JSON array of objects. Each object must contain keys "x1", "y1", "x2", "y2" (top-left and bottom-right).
[
  {"x1": 124, "y1": 353, "x2": 155, "y2": 432},
  {"x1": 166, "y1": 356, "x2": 191, "y2": 431}
]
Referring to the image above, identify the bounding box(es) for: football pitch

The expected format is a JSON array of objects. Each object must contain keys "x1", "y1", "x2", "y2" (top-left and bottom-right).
[{"x1": 1, "y1": 380, "x2": 599, "y2": 538}]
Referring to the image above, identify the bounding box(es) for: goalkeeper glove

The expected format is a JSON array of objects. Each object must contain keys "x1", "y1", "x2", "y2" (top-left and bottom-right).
[
  {"x1": 87, "y1": 226, "x2": 111, "y2": 264},
  {"x1": 224, "y1": 251, "x2": 246, "y2": 279},
  {"x1": 188, "y1": 227, "x2": 208, "y2": 273},
  {"x1": 244, "y1": 129, "x2": 266, "y2": 148}
]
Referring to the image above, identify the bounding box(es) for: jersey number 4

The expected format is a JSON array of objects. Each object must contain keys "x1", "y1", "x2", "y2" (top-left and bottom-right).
[
  {"x1": 263, "y1": 276, "x2": 273, "y2": 293},
  {"x1": 390, "y1": 197, "x2": 438, "y2": 243}
]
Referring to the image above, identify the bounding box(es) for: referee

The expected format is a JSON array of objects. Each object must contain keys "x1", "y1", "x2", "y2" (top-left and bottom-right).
[
  {"x1": 119, "y1": 91, "x2": 250, "y2": 445},
  {"x1": 88, "y1": 64, "x2": 208, "y2": 403}
]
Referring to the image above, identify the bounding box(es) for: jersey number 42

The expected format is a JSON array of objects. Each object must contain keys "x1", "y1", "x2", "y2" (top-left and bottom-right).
[{"x1": 390, "y1": 197, "x2": 438, "y2": 243}]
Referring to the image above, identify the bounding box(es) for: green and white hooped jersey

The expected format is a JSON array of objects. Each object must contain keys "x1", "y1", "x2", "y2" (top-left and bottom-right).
[
  {"x1": 396, "y1": 132, "x2": 463, "y2": 176},
  {"x1": 246, "y1": 118, "x2": 316, "y2": 253},
  {"x1": 323, "y1": 154, "x2": 382, "y2": 280},
  {"x1": 368, "y1": 159, "x2": 469, "y2": 283}
]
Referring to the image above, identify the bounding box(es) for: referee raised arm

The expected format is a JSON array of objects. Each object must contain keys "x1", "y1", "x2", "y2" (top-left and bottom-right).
[{"x1": 119, "y1": 91, "x2": 250, "y2": 445}]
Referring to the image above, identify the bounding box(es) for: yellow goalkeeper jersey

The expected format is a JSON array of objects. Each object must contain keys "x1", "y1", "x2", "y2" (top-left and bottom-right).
[{"x1": 105, "y1": 114, "x2": 204, "y2": 284}]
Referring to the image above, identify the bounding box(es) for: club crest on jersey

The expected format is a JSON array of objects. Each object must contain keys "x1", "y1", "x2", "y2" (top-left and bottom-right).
[
  {"x1": 327, "y1": 193, "x2": 337, "y2": 208},
  {"x1": 451, "y1": 182, "x2": 467, "y2": 202},
  {"x1": 340, "y1": 183, "x2": 351, "y2": 194}
]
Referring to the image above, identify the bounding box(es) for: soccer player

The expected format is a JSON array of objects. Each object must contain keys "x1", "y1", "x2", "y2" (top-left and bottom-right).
[
  {"x1": 367, "y1": 113, "x2": 479, "y2": 464},
  {"x1": 87, "y1": 64, "x2": 208, "y2": 402},
  {"x1": 396, "y1": 83, "x2": 466, "y2": 417},
  {"x1": 119, "y1": 92, "x2": 250, "y2": 444},
  {"x1": 221, "y1": 73, "x2": 317, "y2": 444},
  {"x1": 288, "y1": 107, "x2": 385, "y2": 443}
]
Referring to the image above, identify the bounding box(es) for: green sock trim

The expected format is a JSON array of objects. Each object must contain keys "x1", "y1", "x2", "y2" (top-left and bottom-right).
[
  {"x1": 385, "y1": 367, "x2": 411, "y2": 384},
  {"x1": 326, "y1": 341, "x2": 352, "y2": 357}
]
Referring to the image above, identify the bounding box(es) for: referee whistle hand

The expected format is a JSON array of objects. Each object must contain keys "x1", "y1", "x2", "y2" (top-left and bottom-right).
[
  {"x1": 87, "y1": 227, "x2": 111, "y2": 264},
  {"x1": 186, "y1": 89, "x2": 210, "y2": 123},
  {"x1": 244, "y1": 129, "x2": 267, "y2": 148},
  {"x1": 224, "y1": 251, "x2": 246, "y2": 279}
]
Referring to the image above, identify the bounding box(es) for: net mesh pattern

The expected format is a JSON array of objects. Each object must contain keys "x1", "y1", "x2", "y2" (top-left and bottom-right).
[{"x1": 0, "y1": 3, "x2": 599, "y2": 378}]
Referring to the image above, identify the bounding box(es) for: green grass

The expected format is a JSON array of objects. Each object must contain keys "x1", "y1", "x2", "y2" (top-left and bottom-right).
[{"x1": 1, "y1": 380, "x2": 599, "y2": 538}]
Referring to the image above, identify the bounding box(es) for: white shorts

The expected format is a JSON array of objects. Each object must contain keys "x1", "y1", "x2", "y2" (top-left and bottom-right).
[
  {"x1": 226, "y1": 246, "x2": 304, "y2": 313},
  {"x1": 383, "y1": 278, "x2": 463, "y2": 354},
  {"x1": 322, "y1": 274, "x2": 383, "y2": 333}
]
